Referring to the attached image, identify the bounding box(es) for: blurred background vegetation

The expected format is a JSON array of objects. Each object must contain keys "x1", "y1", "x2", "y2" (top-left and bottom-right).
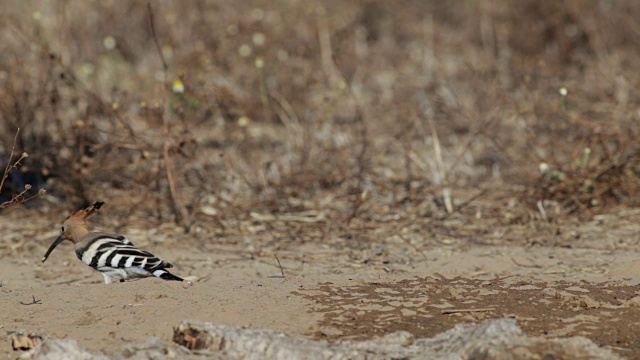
[{"x1": 1, "y1": 1, "x2": 639, "y2": 245}]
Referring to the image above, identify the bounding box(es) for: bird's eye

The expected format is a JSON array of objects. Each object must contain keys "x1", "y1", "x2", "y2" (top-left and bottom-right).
[{"x1": 61, "y1": 226, "x2": 65, "y2": 233}]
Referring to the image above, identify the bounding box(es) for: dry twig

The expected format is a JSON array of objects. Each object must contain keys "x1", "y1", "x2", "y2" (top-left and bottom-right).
[
  {"x1": 441, "y1": 308, "x2": 494, "y2": 315},
  {"x1": 430, "y1": 120, "x2": 453, "y2": 213},
  {"x1": 274, "y1": 253, "x2": 286, "y2": 278},
  {"x1": 20, "y1": 295, "x2": 42, "y2": 306},
  {"x1": 0, "y1": 128, "x2": 20, "y2": 192}
]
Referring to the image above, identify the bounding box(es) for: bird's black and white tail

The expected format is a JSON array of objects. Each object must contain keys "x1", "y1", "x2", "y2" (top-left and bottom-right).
[
  {"x1": 153, "y1": 270, "x2": 183, "y2": 281},
  {"x1": 76, "y1": 233, "x2": 183, "y2": 284}
]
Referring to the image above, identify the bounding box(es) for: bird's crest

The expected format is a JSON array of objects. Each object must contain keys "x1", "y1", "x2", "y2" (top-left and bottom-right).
[{"x1": 68, "y1": 201, "x2": 104, "y2": 221}]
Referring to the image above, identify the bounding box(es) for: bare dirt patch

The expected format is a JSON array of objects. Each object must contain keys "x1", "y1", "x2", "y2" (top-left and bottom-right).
[{"x1": 297, "y1": 277, "x2": 640, "y2": 356}]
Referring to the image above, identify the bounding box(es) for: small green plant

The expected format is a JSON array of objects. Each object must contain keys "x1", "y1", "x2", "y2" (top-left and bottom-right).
[
  {"x1": 559, "y1": 86, "x2": 568, "y2": 111},
  {"x1": 574, "y1": 147, "x2": 591, "y2": 169},
  {"x1": 539, "y1": 147, "x2": 591, "y2": 184},
  {"x1": 538, "y1": 162, "x2": 565, "y2": 182}
]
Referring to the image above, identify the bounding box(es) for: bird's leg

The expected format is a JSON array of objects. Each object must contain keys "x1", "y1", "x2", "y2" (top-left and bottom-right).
[{"x1": 102, "y1": 274, "x2": 112, "y2": 284}]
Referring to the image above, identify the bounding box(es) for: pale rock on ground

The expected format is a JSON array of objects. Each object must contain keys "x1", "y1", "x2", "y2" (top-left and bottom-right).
[{"x1": 28, "y1": 319, "x2": 621, "y2": 360}]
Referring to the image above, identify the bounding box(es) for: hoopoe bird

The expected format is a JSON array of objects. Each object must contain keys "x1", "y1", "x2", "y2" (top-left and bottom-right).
[{"x1": 42, "y1": 201, "x2": 184, "y2": 284}]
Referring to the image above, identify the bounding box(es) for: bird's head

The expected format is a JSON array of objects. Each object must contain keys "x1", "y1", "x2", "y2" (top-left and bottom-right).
[{"x1": 42, "y1": 201, "x2": 104, "y2": 263}]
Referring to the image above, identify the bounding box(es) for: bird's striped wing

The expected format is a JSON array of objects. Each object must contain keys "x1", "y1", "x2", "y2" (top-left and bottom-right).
[{"x1": 76, "y1": 234, "x2": 170, "y2": 272}]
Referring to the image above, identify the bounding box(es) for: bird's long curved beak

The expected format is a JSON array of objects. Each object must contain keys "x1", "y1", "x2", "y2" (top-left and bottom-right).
[{"x1": 42, "y1": 235, "x2": 65, "y2": 263}]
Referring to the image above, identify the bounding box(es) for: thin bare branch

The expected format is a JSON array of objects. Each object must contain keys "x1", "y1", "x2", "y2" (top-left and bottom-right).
[
  {"x1": 147, "y1": 2, "x2": 191, "y2": 230},
  {"x1": 0, "y1": 128, "x2": 20, "y2": 192}
]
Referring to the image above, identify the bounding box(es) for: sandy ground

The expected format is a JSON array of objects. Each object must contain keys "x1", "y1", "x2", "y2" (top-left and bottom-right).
[
  {"x1": 3, "y1": 208, "x2": 640, "y2": 358},
  {"x1": 2, "y1": 1, "x2": 640, "y2": 359}
]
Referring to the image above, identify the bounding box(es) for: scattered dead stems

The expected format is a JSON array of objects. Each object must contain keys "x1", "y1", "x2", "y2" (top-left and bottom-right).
[{"x1": 317, "y1": 15, "x2": 371, "y2": 225}]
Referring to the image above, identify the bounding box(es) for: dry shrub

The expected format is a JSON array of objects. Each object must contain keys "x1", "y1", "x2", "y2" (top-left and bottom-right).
[{"x1": 0, "y1": 0, "x2": 638, "y2": 241}]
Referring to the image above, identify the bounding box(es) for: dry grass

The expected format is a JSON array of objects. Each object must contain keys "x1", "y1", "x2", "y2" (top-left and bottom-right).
[{"x1": 0, "y1": 1, "x2": 639, "y2": 246}]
